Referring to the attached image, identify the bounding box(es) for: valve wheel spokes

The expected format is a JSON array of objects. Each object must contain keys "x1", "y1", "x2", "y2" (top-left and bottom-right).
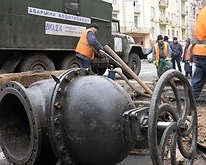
[{"x1": 148, "y1": 70, "x2": 197, "y2": 165}]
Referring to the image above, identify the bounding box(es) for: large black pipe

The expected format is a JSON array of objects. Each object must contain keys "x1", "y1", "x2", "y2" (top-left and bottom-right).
[
  {"x1": 0, "y1": 68, "x2": 136, "y2": 165},
  {"x1": 0, "y1": 77, "x2": 58, "y2": 164}
]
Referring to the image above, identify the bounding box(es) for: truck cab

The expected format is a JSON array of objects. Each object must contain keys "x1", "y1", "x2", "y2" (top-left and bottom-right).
[{"x1": 111, "y1": 19, "x2": 146, "y2": 77}]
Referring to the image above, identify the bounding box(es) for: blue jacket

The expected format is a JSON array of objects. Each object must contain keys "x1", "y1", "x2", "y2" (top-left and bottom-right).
[
  {"x1": 87, "y1": 31, "x2": 103, "y2": 50},
  {"x1": 170, "y1": 42, "x2": 183, "y2": 57}
]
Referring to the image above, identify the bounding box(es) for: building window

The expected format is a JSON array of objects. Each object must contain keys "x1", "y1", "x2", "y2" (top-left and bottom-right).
[
  {"x1": 172, "y1": 29, "x2": 175, "y2": 38},
  {"x1": 151, "y1": 7, "x2": 155, "y2": 20},
  {"x1": 112, "y1": 0, "x2": 118, "y2": 4},
  {"x1": 134, "y1": 16, "x2": 138, "y2": 28},
  {"x1": 134, "y1": 1, "x2": 140, "y2": 12},
  {"x1": 168, "y1": 12, "x2": 170, "y2": 22},
  {"x1": 151, "y1": 27, "x2": 155, "y2": 38},
  {"x1": 167, "y1": 29, "x2": 170, "y2": 37},
  {"x1": 193, "y1": 7, "x2": 196, "y2": 20}
]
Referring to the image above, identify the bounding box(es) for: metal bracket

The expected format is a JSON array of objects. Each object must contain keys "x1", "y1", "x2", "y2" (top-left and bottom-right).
[{"x1": 123, "y1": 107, "x2": 149, "y2": 143}]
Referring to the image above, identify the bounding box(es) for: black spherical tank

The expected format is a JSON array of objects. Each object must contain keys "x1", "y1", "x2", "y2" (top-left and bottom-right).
[
  {"x1": 49, "y1": 74, "x2": 135, "y2": 165},
  {"x1": 0, "y1": 68, "x2": 136, "y2": 165}
]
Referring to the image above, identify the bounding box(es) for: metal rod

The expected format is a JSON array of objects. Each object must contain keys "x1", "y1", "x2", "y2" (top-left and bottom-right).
[
  {"x1": 104, "y1": 45, "x2": 153, "y2": 96},
  {"x1": 114, "y1": 68, "x2": 150, "y2": 97},
  {"x1": 99, "y1": 49, "x2": 122, "y2": 67},
  {"x1": 157, "y1": 121, "x2": 172, "y2": 130}
]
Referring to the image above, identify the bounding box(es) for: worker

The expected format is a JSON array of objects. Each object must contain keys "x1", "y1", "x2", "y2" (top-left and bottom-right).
[
  {"x1": 182, "y1": 38, "x2": 193, "y2": 78},
  {"x1": 191, "y1": 6, "x2": 206, "y2": 99},
  {"x1": 170, "y1": 37, "x2": 183, "y2": 72},
  {"x1": 75, "y1": 23, "x2": 103, "y2": 70},
  {"x1": 152, "y1": 35, "x2": 172, "y2": 78},
  {"x1": 163, "y1": 35, "x2": 169, "y2": 43}
]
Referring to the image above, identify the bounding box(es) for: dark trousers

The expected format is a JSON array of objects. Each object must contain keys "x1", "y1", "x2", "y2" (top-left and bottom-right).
[
  {"x1": 192, "y1": 59, "x2": 206, "y2": 99},
  {"x1": 171, "y1": 56, "x2": 182, "y2": 72},
  {"x1": 76, "y1": 53, "x2": 92, "y2": 70},
  {"x1": 184, "y1": 61, "x2": 192, "y2": 77}
]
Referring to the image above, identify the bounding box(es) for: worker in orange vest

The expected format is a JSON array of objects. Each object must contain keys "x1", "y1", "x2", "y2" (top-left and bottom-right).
[
  {"x1": 182, "y1": 38, "x2": 193, "y2": 78},
  {"x1": 152, "y1": 35, "x2": 172, "y2": 78},
  {"x1": 191, "y1": 6, "x2": 206, "y2": 99},
  {"x1": 75, "y1": 23, "x2": 103, "y2": 70}
]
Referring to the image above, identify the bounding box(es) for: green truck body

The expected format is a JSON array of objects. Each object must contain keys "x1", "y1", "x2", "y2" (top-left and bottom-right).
[{"x1": 0, "y1": 0, "x2": 145, "y2": 75}]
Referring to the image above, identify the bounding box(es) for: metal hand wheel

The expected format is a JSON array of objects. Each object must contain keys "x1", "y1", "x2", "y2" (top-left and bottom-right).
[{"x1": 148, "y1": 69, "x2": 197, "y2": 165}]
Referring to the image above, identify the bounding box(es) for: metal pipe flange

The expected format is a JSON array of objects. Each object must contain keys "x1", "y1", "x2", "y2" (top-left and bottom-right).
[{"x1": 0, "y1": 81, "x2": 42, "y2": 164}]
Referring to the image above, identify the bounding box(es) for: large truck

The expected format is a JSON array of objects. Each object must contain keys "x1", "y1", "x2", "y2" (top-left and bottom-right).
[{"x1": 0, "y1": 0, "x2": 146, "y2": 76}]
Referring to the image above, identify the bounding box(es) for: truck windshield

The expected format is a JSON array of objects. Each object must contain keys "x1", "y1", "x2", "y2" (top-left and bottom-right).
[
  {"x1": 64, "y1": 0, "x2": 79, "y2": 14},
  {"x1": 112, "y1": 19, "x2": 120, "y2": 34},
  {"x1": 112, "y1": 22, "x2": 119, "y2": 34}
]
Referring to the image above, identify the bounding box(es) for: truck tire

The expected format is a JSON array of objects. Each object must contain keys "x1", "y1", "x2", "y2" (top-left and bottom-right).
[
  {"x1": 59, "y1": 55, "x2": 83, "y2": 69},
  {"x1": 20, "y1": 53, "x2": 55, "y2": 72},
  {"x1": 123, "y1": 53, "x2": 141, "y2": 78}
]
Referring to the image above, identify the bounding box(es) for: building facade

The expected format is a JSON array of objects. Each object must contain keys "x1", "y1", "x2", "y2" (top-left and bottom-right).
[{"x1": 110, "y1": 0, "x2": 205, "y2": 49}]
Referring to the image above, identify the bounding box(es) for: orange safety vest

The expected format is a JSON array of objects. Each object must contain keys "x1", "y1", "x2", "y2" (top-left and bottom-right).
[
  {"x1": 75, "y1": 28, "x2": 95, "y2": 59},
  {"x1": 184, "y1": 44, "x2": 193, "y2": 61},
  {"x1": 154, "y1": 42, "x2": 169, "y2": 61},
  {"x1": 193, "y1": 6, "x2": 206, "y2": 56}
]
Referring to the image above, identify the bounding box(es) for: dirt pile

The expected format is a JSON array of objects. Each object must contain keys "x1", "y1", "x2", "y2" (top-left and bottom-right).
[{"x1": 0, "y1": 70, "x2": 64, "y2": 87}]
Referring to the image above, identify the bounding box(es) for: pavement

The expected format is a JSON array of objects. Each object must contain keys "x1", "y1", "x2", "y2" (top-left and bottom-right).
[{"x1": 0, "y1": 152, "x2": 153, "y2": 165}]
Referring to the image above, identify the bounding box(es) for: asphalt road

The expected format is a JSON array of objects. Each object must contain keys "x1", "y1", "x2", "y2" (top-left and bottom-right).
[
  {"x1": 103, "y1": 59, "x2": 158, "y2": 82},
  {"x1": 104, "y1": 60, "x2": 192, "y2": 83},
  {"x1": 138, "y1": 60, "x2": 157, "y2": 82}
]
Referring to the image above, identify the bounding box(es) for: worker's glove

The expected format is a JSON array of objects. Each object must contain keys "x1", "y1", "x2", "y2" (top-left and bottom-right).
[
  {"x1": 153, "y1": 60, "x2": 159, "y2": 67},
  {"x1": 96, "y1": 51, "x2": 104, "y2": 58},
  {"x1": 94, "y1": 49, "x2": 103, "y2": 58},
  {"x1": 165, "y1": 57, "x2": 171, "y2": 61}
]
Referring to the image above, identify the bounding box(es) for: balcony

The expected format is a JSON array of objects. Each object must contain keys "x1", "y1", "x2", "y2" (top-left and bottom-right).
[
  {"x1": 132, "y1": 27, "x2": 150, "y2": 34},
  {"x1": 112, "y1": 4, "x2": 120, "y2": 11},
  {"x1": 134, "y1": 5, "x2": 141, "y2": 13},
  {"x1": 181, "y1": 9, "x2": 188, "y2": 16},
  {"x1": 159, "y1": 18, "x2": 170, "y2": 25},
  {"x1": 182, "y1": 24, "x2": 187, "y2": 29},
  {"x1": 159, "y1": 0, "x2": 168, "y2": 8},
  {"x1": 170, "y1": 21, "x2": 177, "y2": 28},
  {"x1": 122, "y1": 26, "x2": 150, "y2": 34}
]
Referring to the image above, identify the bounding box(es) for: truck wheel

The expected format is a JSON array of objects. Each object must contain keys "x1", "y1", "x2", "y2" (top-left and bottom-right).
[
  {"x1": 20, "y1": 53, "x2": 55, "y2": 72},
  {"x1": 123, "y1": 53, "x2": 141, "y2": 78},
  {"x1": 60, "y1": 55, "x2": 83, "y2": 69}
]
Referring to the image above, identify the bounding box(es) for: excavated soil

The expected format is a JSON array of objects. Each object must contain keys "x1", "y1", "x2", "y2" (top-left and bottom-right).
[{"x1": 0, "y1": 70, "x2": 64, "y2": 87}]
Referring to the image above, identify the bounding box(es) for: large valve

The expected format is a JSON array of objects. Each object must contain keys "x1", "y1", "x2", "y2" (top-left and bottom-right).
[
  {"x1": 0, "y1": 68, "x2": 136, "y2": 165},
  {"x1": 148, "y1": 69, "x2": 197, "y2": 165},
  {"x1": 0, "y1": 68, "x2": 197, "y2": 165}
]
